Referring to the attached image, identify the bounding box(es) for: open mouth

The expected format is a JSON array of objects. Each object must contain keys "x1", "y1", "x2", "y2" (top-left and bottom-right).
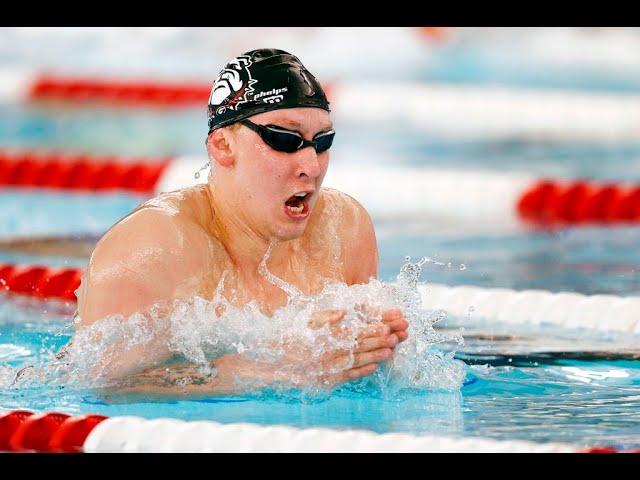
[{"x1": 284, "y1": 191, "x2": 312, "y2": 218}]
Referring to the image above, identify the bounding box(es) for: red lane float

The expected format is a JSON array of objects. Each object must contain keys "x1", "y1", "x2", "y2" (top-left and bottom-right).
[
  {"x1": 2, "y1": 149, "x2": 640, "y2": 225},
  {"x1": 1, "y1": 410, "x2": 637, "y2": 453},
  {"x1": 517, "y1": 180, "x2": 640, "y2": 223},
  {"x1": 2, "y1": 262, "x2": 639, "y2": 336},
  {"x1": 30, "y1": 75, "x2": 211, "y2": 106},
  {"x1": 26, "y1": 75, "x2": 333, "y2": 108},
  {"x1": 0, "y1": 150, "x2": 170, "y2": 193},
  {"x1": 0, "y1": 263, "x2": 83, "y2": 301},
  {"x1": 2, "y1": 70, "x2": 639, "y2": 141},
  {"x1": 0, "y1": 410, "x2": 107, "y2": 453}
]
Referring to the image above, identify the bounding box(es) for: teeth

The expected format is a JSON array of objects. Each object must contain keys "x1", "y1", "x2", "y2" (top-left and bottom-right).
[
  {"x1": 295, "y1": 192, "x2": 308, "y2": 198},
  {"x1": 287, "y1": 204, "x2": 304, "y2": 214}
]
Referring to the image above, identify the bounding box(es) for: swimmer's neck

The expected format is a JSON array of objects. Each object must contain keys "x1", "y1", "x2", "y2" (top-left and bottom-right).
[{"x1": 206, "y1": 183, "x2": 293, "y2": 270}]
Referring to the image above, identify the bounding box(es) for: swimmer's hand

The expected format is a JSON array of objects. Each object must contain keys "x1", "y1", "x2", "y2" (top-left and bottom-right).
[
  {"x1": 255, "y1": 307, "x2": 408, "y2": 388},
  {"x1": 108, "y1": 308, "x2": 409, "y2": 397},
  {"x1": 303, "y1": 309, "x2": 402, "y2": 385}
]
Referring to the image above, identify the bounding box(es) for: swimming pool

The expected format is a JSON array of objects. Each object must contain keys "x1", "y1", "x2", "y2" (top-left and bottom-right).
[
  {"x1": 2, "y1": 30, "x2": 640, "y2": 450},
  {"x1": 2, "y1": 180, "x2": 639, "y2": 451},
  {"x1": 1, "y1": 291, "x2": 639, "y2": 450}
]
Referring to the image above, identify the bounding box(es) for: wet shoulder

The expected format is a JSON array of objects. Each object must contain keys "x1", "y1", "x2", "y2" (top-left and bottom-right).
[
  {"x1": 316, "y1": 188, "x2": 378, "y2": 282},
  {"x1": 90, "y1": 185, "x2": 215, "y2": 276},
  {"x1": 316, "y1": 187, "x2": 372, "y2": 229}
]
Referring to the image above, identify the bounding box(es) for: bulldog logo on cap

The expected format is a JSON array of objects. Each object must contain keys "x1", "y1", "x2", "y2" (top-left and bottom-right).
[{"x1": 208, "y1": 55, "x2": 258, "y2": 116}]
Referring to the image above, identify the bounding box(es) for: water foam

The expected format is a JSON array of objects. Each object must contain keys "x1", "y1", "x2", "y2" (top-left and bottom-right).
[{"x1": 5, "y1": 253, "x2": 466, "y2": 398}]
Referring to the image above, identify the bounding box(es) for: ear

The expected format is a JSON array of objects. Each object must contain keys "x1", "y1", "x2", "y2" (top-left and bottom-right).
[{"x1": 206, "y1": 128, "x2": 235, "y2": 168}]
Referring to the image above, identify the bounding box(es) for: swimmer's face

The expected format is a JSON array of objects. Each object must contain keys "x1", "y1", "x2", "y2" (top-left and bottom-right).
[{"x1": 227, "y1": 107, "x2": 332, "y2": 241}]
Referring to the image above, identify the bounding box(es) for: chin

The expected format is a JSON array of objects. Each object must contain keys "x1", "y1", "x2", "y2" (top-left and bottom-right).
[{"x1": 273, "y1": 221, "x2": 308, "y2": 242}]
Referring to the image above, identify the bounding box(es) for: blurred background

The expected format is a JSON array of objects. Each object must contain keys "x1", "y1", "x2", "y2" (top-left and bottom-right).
[{"x1": 1, "y1": 27, "x2": 639, "y2": 296}]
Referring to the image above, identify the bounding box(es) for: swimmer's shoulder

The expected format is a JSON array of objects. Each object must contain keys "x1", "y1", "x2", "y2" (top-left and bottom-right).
[
  {"x1": 78, "y1": 185, "x2": 220, "y2": 324},
  {"x1": 316, "y1": 188, "x2": 378, "y2": 283},
  {"x1": 88, "y1": 185, "x2": 216, "y2": 284},
  {"x1": 317, "y1": 187, "x2": 374, "y2": 228}
]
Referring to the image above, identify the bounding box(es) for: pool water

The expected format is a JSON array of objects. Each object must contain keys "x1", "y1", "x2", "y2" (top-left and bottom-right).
[
  {"x1": 0, "y1": 302, "x2": 638, "y2": 449},
  {"x1": 2, "y1": 32, "x2": 640, "y2": 449}
]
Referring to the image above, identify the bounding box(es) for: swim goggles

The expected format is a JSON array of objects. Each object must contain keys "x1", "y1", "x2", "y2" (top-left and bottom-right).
[{"x1": 239, "y1": 119, "x2": 335, "y2": 154}]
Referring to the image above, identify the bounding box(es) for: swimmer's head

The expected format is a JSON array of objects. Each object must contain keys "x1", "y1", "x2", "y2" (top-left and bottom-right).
[
  {"x1": 205, "y1": 49, "x2": 333, "y2": 242},
  {"x1": 206, "y1": 48, "x2": 330, "y2": 134}
]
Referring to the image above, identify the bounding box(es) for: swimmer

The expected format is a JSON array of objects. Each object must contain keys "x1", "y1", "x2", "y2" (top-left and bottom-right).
[{"x1": 74, "y1": 49, "x2": 409, "y2": 394}]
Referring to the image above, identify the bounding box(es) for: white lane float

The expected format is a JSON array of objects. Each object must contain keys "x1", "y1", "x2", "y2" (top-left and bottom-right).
[
  {"x1": 84, "y1": 416, "x2": 575, "y2": 453},
  {"x1": 1, "y1": 71, "x2": 639, "y2": 141},
  {"x1": 2, "y1": 261, "x2": 639, "y2": 334},
  {"x1": 5, "y1": 409, "x2": 629, "y2": 453},
  {"x1": 418, "y1": 284, "x2": 640, "y2": 334},
  {"x1": 2, "y1": 151, "x2": 640, "y2": 225}
]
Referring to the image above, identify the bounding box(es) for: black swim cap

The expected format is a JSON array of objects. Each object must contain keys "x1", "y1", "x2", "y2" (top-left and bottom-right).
[{"x1": 207, "y1": 49, "x2": 330, "y2": 134}]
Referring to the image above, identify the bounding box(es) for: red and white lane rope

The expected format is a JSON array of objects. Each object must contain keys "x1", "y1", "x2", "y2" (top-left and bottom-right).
[
  {"x1": 0, "y1": 71, "x2": 210, "y2": 107},
  {"x1": 2, "y1": 150, "x2": 640, "y2": 225},
  {"x1": 2, "y1": 262, "x2": 639, "y2": 333},
  {"x1": 0, "y1": 410, "x2": 107, "y2": 453},
  {"x1": 83, "y1": 417, "x2": 575, "y2": 453},
  {"x1": 1, "y1": 71, "x2": 639, "y2": 141},
  {"x1": 0, "y1": 263, "x2": 82, "y2": 302},
  {"x1": 418, "y1": 284, "x2": 640, "y2": 334},
  {"x1": 0, "y1": 149, "x2": 170, "y2": 194},
  {"x1": 1, "y1": 410, "x2": 638, "y2": 453}
]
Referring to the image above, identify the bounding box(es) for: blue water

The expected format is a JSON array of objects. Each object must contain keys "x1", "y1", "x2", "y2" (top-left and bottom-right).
[
  {"x1": 2, "y1": 195, "x2": 639, "y2": 297},
  {"x1": 2, "y1": 31, "x2": 640, "y2": 448},
  {"x1": 0, "y1": 308, "x2": 638, "y2": 449},
  {"x1": 3, "y1": 106, "x2": 640, "y2": 180},
  {"x1": 2, "y1": 28, "x2": 639, "y2": 93},
  {"x1": 2, "y1": 110, "x2": 639, "y2": 450}
]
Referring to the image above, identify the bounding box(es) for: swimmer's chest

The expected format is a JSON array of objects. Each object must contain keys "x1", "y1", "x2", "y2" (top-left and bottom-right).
[{"x1": 205, "y1": 244, "x2": 344, "y2": 315}]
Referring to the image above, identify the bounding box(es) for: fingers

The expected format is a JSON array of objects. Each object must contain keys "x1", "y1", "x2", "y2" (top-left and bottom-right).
[
  {"x1": 325, "y1": 363, "x2": 377, "y2": 385},
  {"x1": 308, "y1": 309, "x2": 346, "y2": 329},
  {"x1": 327, "y1": 321, "x2": 389, "y2": 342},
  {"x1": 382, "y1": 309, "x2": 409, "y2": 336},
  {"x1": 325, "y1": 347, "x2": 391, "y2": 373},
  {"x1": 355, "y1": 334, "x2": 398, "y2": 353},
  {"x1": 355, "y1": 348, "x2": 392, "y2": 368}
]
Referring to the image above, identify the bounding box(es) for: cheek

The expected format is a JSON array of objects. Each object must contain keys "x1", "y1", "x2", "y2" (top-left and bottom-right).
[
  {"x1": 318, "y1": 154, "x2": 330, "y2": 182},
  {"x1": 243, "y1": 143, "x2": 290, "y2": 202}
]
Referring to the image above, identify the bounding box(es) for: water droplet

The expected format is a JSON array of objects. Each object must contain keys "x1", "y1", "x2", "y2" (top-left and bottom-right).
[{"x1": 194, "y1": 160, "x2": 211, "y2": 180}]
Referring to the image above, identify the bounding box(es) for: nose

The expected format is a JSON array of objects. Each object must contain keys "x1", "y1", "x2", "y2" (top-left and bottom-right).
[{"x1": 294, "y1": 146, "x2": 322, "y2": 180}]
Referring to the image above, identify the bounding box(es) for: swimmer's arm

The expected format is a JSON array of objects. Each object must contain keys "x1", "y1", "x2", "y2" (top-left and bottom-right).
[
  {"x1": 336, "y1": 193, "x2": 409, "y2": 342},
  {"x1": 105, "y1": 354, "x2": 271, "y2": 398},
  {"x1": 105, "y1": 311, "x2": 400, "y2": 398},
  {"x1": 75, "y1": 208, "x2": 215, "y2": 380}
]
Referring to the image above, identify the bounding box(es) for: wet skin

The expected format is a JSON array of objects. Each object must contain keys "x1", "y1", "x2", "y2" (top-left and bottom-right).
[{"x1": 75, "y1": 107, "x2": 409, "y2": 394}]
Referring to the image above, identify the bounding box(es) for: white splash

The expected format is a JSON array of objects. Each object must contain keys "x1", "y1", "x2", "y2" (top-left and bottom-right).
[{"x1": 6, "y1": 254, "x2": 466, "y2": 397}]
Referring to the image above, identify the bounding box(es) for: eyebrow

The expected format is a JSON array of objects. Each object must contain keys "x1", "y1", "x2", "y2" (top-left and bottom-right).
[{"x1": 272, "y1": 119, "x2": 334, "y2": 134}]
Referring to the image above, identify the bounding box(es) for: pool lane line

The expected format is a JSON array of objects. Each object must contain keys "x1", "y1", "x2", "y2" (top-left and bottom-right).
[
  {"x1": 1, "y1": 70, "x2": 640, "y2": 141},
  {"x1": 0, "y1": 410, "x2": 107, "y2": 453},
  {"x1": 419, "y1": 284, "x2": 640, "y2": 335},
  {"x1": 0, "y1": 149, "x2": 170, "y2": 194},
  {"x1": 1, "y1": 408, "x2": 638, "y2": 453},
  {"x1": 0, "y1": 262, "x2": 82, "y2": 302},
  {"x1": 1, "y1": 261, "x2": 639, "y2": 334},
  {"x1": 2, "y1": 150, "x2": 640, "y2": 225}
]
